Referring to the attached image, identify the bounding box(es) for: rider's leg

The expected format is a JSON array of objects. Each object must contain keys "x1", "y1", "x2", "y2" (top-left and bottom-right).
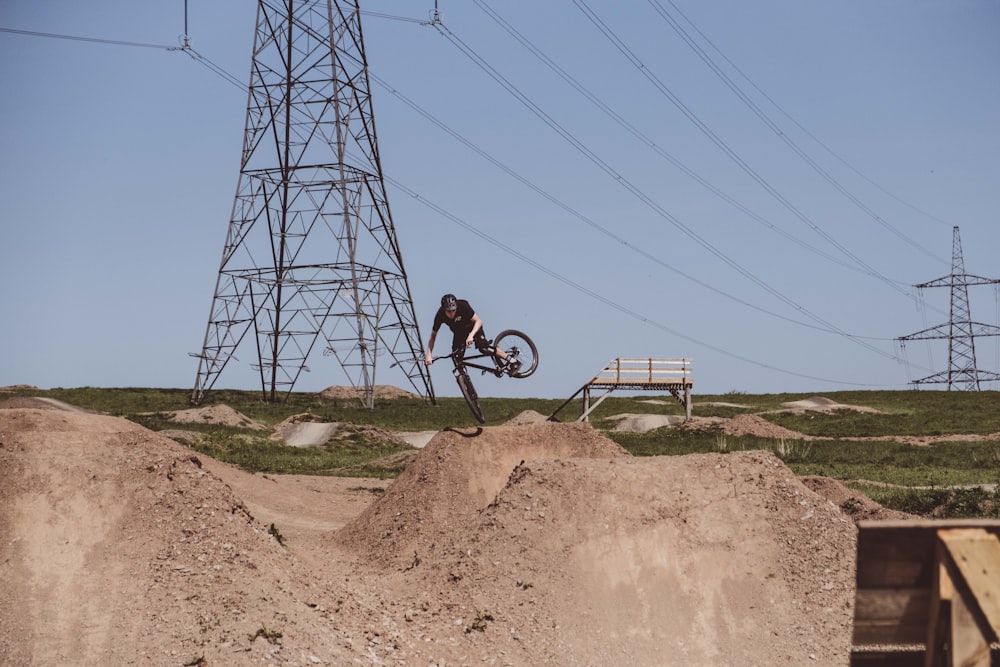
[
  {"x1": 475, "y1": 330, "x2": 507, "y2": 365},
  {"x1": 452, "y1": 332, "x2": 469, "y2": 361}
]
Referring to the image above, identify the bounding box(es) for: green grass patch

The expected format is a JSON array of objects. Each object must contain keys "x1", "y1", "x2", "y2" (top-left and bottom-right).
[
  {"x1": 181, "y1": 429, "x2": 411, "y2": 477},
  {"x1": 7, "y1": 386, "x2": 1000, "y2": 518},
  {"x1": 848, "y1": 481, "x2": 1000, "y2": 519}
]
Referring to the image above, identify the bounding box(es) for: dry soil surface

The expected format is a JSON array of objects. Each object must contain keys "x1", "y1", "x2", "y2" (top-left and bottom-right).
[{"x1": 2, "y1": 401, "x2": 912, "y2": 666}]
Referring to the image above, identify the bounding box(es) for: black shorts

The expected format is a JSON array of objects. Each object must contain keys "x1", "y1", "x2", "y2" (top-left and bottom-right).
[{"x1": 452, "y1": 329, "x2": 490, "y2": 357}]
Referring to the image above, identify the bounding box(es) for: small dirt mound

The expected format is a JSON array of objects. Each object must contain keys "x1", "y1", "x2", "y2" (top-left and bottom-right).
[
  {"x1": 336, "y1": 422, "x2": 629, "y2": 567},
  {"x1": 504, "y1": 409, "x2": 549, "y2": 425},
  {"x1": 782, "y1": 396, "x2": 880, "y2": 413},
  {"x1": 723, "y1": 413, "x2": 812, "y2": 439},
  {"x1": 318, "y1": 385, "x2": 418, "y2": 400},
  {"x1": 802, "y1": 476, "x2": 917, "y2": 521},
  {"x1": 607, "y1": 413, "x2": 686, "y2": 432},
  {"x1": 167, "y1": 404, "x2": 268, "y2": 430}
]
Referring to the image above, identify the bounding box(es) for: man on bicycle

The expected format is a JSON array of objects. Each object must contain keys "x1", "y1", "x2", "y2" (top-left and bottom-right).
[{"x1": 425, "y1": 294, "x2": 515, "y2": 370}]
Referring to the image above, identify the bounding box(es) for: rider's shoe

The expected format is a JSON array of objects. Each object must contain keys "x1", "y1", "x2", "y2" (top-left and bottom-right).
[{"x1": 507, "y1": 360, "x2": 522, "y2": 376}]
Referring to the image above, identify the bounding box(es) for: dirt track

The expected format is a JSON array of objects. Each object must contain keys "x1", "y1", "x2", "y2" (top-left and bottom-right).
[{"x1": 0, "y1": 406, "x2": 892, "y2": 665}]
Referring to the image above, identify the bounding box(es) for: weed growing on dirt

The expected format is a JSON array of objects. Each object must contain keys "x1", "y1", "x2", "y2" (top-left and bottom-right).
[
  {"x1": 466, "y1": 611, "x2": 494, "y2": 633},
  {"x1": 268, "y1": 523, "x2": 287, "y2": 548},
  {"x1": 251, "y1": 625, "x2": 283, "y2": 644}
]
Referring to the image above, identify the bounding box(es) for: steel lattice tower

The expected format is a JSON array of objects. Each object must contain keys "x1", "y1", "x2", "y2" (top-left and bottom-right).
[
  {"x1": 898, "y1": 226, "x2": 1000, "y2": 390},
  {"x1": 191, "y1": 0, "x2": 433, "y2": 407}
]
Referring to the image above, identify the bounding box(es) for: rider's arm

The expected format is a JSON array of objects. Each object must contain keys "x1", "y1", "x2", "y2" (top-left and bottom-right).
[
  {"x1": 467, "y1": 313, "x2": 483, "y2": 345},
  {"x1": 425, "y1": 329, "x2": 437, "y2": 364}
]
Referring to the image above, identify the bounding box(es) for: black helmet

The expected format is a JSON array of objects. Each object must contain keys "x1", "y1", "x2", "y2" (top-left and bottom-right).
[{"x1": 441, "y1": 293, "x2": 458, "y2": 310}]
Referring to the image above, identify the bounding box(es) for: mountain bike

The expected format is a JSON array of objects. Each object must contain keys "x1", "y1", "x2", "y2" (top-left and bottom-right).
[{"x1": 428, "y1": 329, "x2": 538, "y2": 424}]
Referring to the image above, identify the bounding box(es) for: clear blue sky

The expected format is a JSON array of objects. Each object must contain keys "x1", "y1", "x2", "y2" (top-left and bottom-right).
[{"x1": 2, "y1": 1, "x2": 998, "y2": 399}]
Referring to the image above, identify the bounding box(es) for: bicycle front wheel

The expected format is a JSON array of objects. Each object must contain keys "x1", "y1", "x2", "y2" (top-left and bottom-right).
[
  {"x1": 494, "y1": 330, "x2": 538, "y2": 378},
  {"x1": 456, "y1": 371, "x2": 486, "y2": 424}
]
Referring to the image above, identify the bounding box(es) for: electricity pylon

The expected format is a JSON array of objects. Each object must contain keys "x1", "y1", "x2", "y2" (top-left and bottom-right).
[
  {"x1": 898, "y1": 226, "x2": 1000, "y2": 390},
  {"x1": 191, "y1": 0, "x2": 433, "y2": 407}
]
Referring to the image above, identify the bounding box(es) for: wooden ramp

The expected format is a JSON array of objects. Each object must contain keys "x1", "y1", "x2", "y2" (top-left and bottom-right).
[
  {"x1": 851, "y1": 519, "x2": 1000, "y2": 666},
  {"x1": 548, "y1": 357, "x2": 692, "y2": 422}
]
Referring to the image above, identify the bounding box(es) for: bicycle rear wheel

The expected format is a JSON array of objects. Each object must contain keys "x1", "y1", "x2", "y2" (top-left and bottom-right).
[
  {"x1": 494, "y1": 330, "x2": 538, "y2": 378},
  {"x1": 456, "y1": 371, "x2": 486, "y2": 424}
]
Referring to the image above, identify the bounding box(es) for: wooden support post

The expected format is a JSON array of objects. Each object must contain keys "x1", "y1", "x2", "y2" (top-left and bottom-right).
[
  {"x1": 930, "y1": 529, "x2": 1000, "y2": 666},
  {"x1": 924, "y1": 560, "x2": 952, "y2": 667}
]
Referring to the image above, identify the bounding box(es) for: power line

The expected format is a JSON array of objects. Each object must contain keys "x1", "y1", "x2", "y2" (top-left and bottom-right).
[
  {"x1": 371, "y1": 71, "x2": 898, "y2": 342},
  {"x1": 646, "y1": 0, "x2": 947, "y2": 265},
  {"x1": 431, "y1": 18, "x2": 901, "y2": 363},
  {"x1": 658, "y1": 0, "x2": 957, "y2": 236},
  {"x1": 471, "y1": 0, "x2": 876, "y2": 280},
  {"x1": 0, "y1": 26, "x2": 176, "y2": 50},
  {"x1": 381, "y1": 164, "x2": 907, "y2": 388},
  {"x1": 0, "y1": 23, "x2": 248, "y2": 91},
  {"x1": 571, "y1": 0, "x2": 912, "y2": 299}
]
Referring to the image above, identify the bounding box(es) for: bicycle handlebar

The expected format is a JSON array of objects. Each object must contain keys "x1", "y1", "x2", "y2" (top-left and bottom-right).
[
  {"x1": 393, "y1": 343, "x2": 499, "y2": 367},
  {"x1": 428, "y1": 343, "x2": 501, "y2": 365}
]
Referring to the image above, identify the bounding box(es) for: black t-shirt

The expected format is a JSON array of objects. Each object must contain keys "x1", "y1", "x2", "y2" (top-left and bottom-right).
[{"x1": 432, "y1": 299, "x2": 476, "y2": 337}]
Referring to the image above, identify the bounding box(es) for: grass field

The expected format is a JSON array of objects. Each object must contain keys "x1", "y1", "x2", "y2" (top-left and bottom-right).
[{"x1": 6, "y1": 386, "x2": 999, "y2": 519}]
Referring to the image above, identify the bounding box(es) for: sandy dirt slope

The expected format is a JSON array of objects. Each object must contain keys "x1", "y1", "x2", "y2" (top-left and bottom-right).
[{"x1": 1, "y1": 407, "x2": 865, "y2": 666}]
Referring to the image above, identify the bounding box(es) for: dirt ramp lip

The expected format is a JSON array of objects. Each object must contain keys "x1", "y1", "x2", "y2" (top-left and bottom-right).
[
  {"x1": 279, "y1": 422, "x2": 339, "y2": 447},
  {"x1": 336, "y1": 422, "x2": 629, "y2": 565},
  {"x1": 0, "y1": 397, "x2": 93, "y2": 412}
]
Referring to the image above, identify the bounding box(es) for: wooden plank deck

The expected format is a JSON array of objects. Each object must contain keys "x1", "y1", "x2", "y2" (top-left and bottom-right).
[{"x1": 549, "y1": 358, "x2": 693, "y2": 422}]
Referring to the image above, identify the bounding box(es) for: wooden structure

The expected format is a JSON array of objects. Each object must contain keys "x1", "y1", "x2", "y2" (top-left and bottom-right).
[
  {"x1": 852, "y1": 519, "x2": 1000, "y2": 666},
  {"x1": 548, "y1": 358, "x2": 692, "y2": 422}
]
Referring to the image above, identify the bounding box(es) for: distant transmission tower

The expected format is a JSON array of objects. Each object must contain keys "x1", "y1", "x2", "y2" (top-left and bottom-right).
[
  {"x1": 898, "y1": 226, "x2": 1000, "y2": 390},
  {"x1": 191, "y1": 0, "x2": 433, "y2": 407}
]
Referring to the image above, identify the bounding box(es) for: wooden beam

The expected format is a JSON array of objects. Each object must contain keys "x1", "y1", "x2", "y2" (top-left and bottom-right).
[
  {"x1": 938, "y1": 528, "x2": 1000, "y2": 640},
  {"x1": 924, "y1": 560, "x2": 952, "y2": 667}
]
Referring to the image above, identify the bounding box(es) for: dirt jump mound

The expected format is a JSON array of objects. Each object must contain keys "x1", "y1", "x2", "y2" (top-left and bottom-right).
[
  {"x1": 337, "y1": 423, "x2": 858, "y2": 665},
  {"x1": 3, "y1": 409, "x2": 861, "y2": 665},
  {"x1": 337, "y1": 422, "x2": 630, "y2": 566},
  {"x1": 0, "y1": 409, "x2": 351, "y2": 665}
]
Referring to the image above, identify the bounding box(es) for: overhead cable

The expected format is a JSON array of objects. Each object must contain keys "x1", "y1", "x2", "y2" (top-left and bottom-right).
[
  {"x1": 431, "y1": 19, "x2": 899, "y2": 361},
  {"x1": 471, "y1": 0, "x2": 882, "y2": 279},
  {"x1": 571, "y1": 0, "x2": 912, "y2": 299},
  {"x1": 659, "y1": 0, "x2": 956, "y2": 235},
  {"x1": 371, "y1": 71, "x2": 895, "y2": 341},
  {"x1": 378, "y1": 164, "x2": 913, "y2": 388},
  {"x1": 646, "y1": 0, "x2": 947, "y2": 264}
]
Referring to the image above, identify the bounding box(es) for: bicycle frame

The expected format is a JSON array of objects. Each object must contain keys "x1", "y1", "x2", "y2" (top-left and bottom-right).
[{"x1": 445, "y1": 345, "x2": 506, "y2": 378}]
